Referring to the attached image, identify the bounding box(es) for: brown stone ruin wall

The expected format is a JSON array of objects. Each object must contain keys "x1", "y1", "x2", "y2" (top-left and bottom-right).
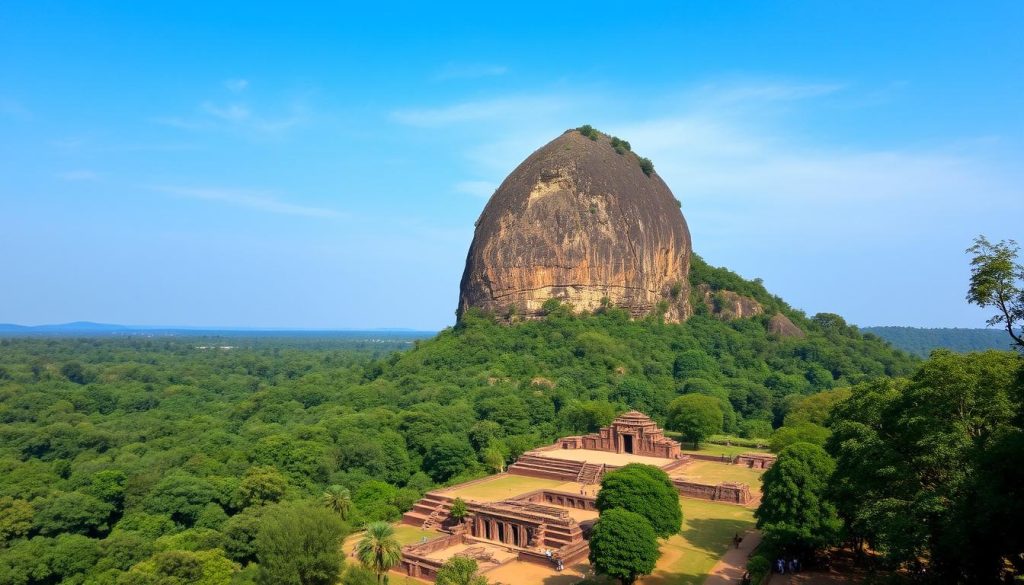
[
  {"x1": 400, "y1": 534, "x2": 469, "y2": 579},
  {"x1": 404, "y1": 533, "x2": 468, "y2": 556},
  {"x1": 672, "y1": 479, "x2": 751, "y2": 505},
  {"x1": 518, "y1": 490, "x2": 598, "y2": 512},
  {"x1": 689, "y1": 452, "x2": 737, "y2": 464},
  {"x1": 735, "y1": 454, "x2": 776, "y2": 469}
]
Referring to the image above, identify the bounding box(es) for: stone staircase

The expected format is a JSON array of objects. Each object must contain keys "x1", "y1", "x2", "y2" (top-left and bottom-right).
[
  {"x1": 576, "y1": 462, "x2": 605, "y2": 485},
  {"x1": 421, "y1": 505, "x2": 443, "y2": 529},
  {"x1": 661, "y1": 455, "x2": 693, "y2": 475},
  {"x1": 507, "y1": 454, "x2": 585, "y2": 481},
  {"x1": 401, "y1": 492, "x2": 454, "y2": 528}
]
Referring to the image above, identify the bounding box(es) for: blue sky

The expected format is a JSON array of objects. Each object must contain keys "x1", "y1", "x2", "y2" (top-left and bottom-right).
[{"x1": 1, "y1": 1, "x2": 1021, "y2": 330}]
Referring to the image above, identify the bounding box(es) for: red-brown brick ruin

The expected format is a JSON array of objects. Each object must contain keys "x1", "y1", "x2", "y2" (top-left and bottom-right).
[
  {"x1": 398, "y1": 411, "x2": 762, "y2": 581},
  {"x1": 556, "y1": 410, "x2": 683, "y2": 459}
]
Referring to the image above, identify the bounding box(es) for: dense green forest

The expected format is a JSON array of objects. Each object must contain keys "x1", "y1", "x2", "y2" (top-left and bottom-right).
[
  {"x1": 0, "y1": 268, "x2": 917, "y2": 584},
  {"x1": 861, "y1": 326, "x2": 1016, "y2": 357}
]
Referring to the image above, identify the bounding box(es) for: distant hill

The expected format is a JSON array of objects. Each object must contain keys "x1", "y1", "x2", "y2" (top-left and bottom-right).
[
  {"x1": 0, "y1": 321, "x2": 129, "y2": 334},
  {"x1": 0, "y1": 322, "x2": 436, "y2": 339},
  {"x1": 862, "y1": 326, "x2": 1016, "y2": 357}
]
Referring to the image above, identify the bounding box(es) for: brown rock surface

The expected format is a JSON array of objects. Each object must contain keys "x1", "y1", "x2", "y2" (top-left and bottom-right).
[
  {"x1": 697, "y1": 284, "x2": 764, "y2": 320},
  {"x1": 458, "y1": 129, "x2": 692, "y2": 321},
  {"x1": 768, "y1": 313, "x2": 805, "y2": 338}
]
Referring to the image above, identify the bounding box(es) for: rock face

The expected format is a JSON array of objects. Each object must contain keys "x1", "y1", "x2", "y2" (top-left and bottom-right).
[
  {"x1": 458, "y1": 129, "x2": 692, "y2": 322},
  {"x1": 697, "y1": 284, "x2": 764, "y2": 320},
  {"x1": 768, "y1": 313, "x2": 805, "y2": 338}
]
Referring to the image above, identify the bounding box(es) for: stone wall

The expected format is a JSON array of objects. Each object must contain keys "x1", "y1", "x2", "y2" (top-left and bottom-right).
[
  {"x1": 735, "y1": 453, "x2": 776, "y2": 469},
  {"x1": 520, "y1": 489, "x2": 597, "y2": 512},
  {"x1": 399, "y1": 533, "x2": 469, "y2": 579},
  {"x1": 673, "y1": 479, "x2": 752, "y2": 505}
]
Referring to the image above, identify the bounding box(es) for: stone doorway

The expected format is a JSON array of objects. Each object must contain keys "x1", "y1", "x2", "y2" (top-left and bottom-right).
[{"x1": 623, "y1": 434, "x2": 634, "y2": 454}]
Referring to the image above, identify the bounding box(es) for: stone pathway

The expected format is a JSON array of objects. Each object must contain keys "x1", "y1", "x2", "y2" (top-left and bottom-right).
[{"x1": 703, "y1": 529, "x2": 761, "y2": 585}]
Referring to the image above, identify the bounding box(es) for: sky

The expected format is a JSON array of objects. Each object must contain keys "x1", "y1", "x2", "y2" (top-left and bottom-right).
[{"x1": 1, "y1": 1, "x2": 1022, "y2": 331}]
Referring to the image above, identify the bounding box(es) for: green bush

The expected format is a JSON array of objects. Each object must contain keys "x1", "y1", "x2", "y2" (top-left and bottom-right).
[
  {"x1": 638, "y1": 157, "x2": 654, "y2": 176},
  {"x1": 747, "y1": 555, "x2": 770, "y2": 582},
  {"x1": 577, "y1": 124, "x2": 599, "y2": 140},
  {"x1": 707, "y1": 434, "x2": 766, "y2": 448},
  {"x1": 610, "y1": 136, "x2": 631, "y2": 155}
]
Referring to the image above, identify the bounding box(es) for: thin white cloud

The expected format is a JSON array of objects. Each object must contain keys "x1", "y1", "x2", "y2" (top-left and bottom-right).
[
  {"x1": 454, "y1": 180, "x2": 496, "y2": 198},
  {"x1": 202, "y1": 102, "x2": 251, "y2": 122},
  {"x1": 692, "y1": 81, "x2": 846, "y2": 104},
  {"x1": 151, "y1": 185, "x2": 344, "y2": 219},
  {"x1": 434, "y1": 63, "x2": 508, "y2": 81},
  {"x1": 224, "y1": 78, "x2": 249, "y2": 92},
  {"x1": 391, "y1": 95, "x2": 572, "y2": 127},
  {"x1": 0, "y1": 98, "x2": 31, "y2": 120},
  {"x1": 155, "y1": 87, "x2": 309, "y2": 134},
  {"x1": 58, "y1": 170, "x2": 101, "y2": 182}
]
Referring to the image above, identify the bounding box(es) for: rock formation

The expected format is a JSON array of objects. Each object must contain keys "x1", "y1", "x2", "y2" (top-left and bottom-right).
[
  {"x1": 768, "y1": 313, "x2": 805, "y2": 338},
  {"x1": 458, "y1": 128, "x2": 692, "y2": 322},
  {"x1": 697, "y1": 284, "x2": 764, "y2": 320}
]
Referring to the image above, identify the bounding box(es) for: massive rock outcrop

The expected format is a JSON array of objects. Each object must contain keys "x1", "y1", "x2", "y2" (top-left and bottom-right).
[{"x1": 458, "y1": 128, "x2": 692, "y2": 322}]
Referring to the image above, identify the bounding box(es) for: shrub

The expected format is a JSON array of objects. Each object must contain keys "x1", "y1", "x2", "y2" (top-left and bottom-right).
[
  {"x1": 541, "y1": 298, "x2": 563, "y2": 315},
  {"x1": 638, "y1": 157, "x2": 654, "y2": 176},
  {"x1": 747, "y1": 555, "x2": 770, "y2": 582},
  {"x1": 577, "y1": 124, "x2": 600, "y2": 140},
  {"x1": 610, "y1": 136, "x2": 631, "y2": 152}
]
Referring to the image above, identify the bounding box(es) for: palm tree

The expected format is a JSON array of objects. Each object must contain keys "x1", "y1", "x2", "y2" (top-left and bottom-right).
[
  {"x1": 322, "y1": 485, "x2": 352, "y2": 520},
  {"x1": 356, "y1": 521, "x2": 402, "y2": 584}
]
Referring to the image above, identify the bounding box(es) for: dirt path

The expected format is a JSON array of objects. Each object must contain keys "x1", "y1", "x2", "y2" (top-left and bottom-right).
[{"x1": 702, "y1": 529, "x2": 761, "y2": 585}]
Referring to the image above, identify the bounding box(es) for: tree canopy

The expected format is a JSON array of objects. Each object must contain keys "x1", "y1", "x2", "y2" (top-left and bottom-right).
[
  {"x1": 588, "y1": 507, "x2": 660, "y2": 585},
  {"x1": 595, "y1": 464, "x2": 681, "y2": 538},
  {"x1": 755, "y1": 442, "x2": 840, "y2": 557}
]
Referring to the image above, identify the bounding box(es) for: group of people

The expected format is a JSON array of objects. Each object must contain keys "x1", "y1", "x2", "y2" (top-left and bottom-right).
[
  {"x1": 544, "y1": 549, "x2": 564, "y2": 571},
  {"x1": 774, "y1": 557, "x2": 801, "y2": 574}
]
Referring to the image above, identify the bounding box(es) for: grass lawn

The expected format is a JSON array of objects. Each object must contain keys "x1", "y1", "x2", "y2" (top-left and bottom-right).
[
  {"x1": 640, "y1": 499, "x2": 756, "y2": 585},
  {"x1": 673, "y1": 460, "x2": 765, "y2": 486},
  {"x1": 342, "y1": 524, "x2": 441, "y2": 556},
  {"x1": 679, "y1": 443, "x2": 770, "y2": 458},
  {"x1": 443, "y1": 474, "x2": 565, "y2": 501}
]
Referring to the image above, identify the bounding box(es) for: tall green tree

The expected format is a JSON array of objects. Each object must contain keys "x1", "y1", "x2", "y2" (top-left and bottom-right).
[
  {"x1": 239, "y1": 465, "x2": 289, "y2": 508},
  {"x1": 434, "y1": 555, "x2": 488, "y2": 585},
  {"x1": 967, "y1": 235, "x2": 1024, "y2": 349},
  {"x1": 756, "y1": 442, "x2": 840, "y2": 557},
  {"x1": 355, "y1": 521, "x2": 402, "y2": 584},
  {"x1": 448, "y1": 498, "x2": 468, "y2": 523},
  {"x1": 595, "y1": 464, "x2": 681, "y2": 538},
  {"x1": 255, "y1": 501, "x2": 349, "y2": 585},
  {"x1": 323, "y1": 485, "x2": 353, "y2": 521},
  {"x1": 666, "y1": 394, "x2": 723, "y2": 448},
  {"x1": 827, "y1": 350, "x2": 1022, "y2": 580},
  {"x1": 0, "y1": 497, "x2": 33, "y2": 545},
  {"x1": 588, "y1": 508, "x2": 659, "y2": 585}
]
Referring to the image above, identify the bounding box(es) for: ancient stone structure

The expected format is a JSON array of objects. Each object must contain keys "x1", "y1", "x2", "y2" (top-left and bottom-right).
[
  {"x1": 559, "y1": 410, "x2": 683, "y2": 459},
  {"x1": 735, "y1": 452, "x2": 777, "y2": 469},
  {"x1": 399, "y1": 489, "x2": 592, "y2": 580},
  {"x1": 672, "y1": 478, "x2": 753, "y2": 505},
  {"x1": 458, "y1": 128, "x2": 693, "y2": 322},
  {"x1": 399, "y1": 410, "x2": 763, "y2": 581}
]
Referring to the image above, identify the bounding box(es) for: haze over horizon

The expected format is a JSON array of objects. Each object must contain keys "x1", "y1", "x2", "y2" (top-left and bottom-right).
[{"x1": 2, "y1": 2, "x2": 1021, "y2": 330}]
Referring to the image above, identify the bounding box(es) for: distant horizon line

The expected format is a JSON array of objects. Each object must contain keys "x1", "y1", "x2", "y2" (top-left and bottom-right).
[
  {"x1": 0, "y1": 321, "x2": 439, "y2": 334},
  {"x1": 0, "y1": 320, "x2": 1009, "y2": 334}
]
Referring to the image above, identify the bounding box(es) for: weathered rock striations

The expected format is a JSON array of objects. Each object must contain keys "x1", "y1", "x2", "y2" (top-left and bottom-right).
[
  {"x1": 768, "y1": 313, "x2": 805, "y2": 338},
  {"x1": 458, "y1": 129, "x2": 692, "y2": 322},
  {"x1": 697, "y1": 284, "x2": 764, "y2": 321}
]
